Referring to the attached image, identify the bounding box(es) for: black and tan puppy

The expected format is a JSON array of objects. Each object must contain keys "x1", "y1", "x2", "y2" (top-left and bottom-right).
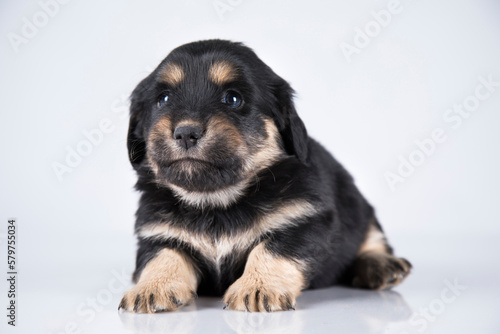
[{"x1": 119, "y1": 39, "x2": 411, "y2": 313}]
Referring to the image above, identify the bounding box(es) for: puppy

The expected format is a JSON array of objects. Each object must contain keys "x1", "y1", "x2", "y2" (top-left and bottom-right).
[{"x1": 119, "y1": 39, "x2": 411, "y2": 313}]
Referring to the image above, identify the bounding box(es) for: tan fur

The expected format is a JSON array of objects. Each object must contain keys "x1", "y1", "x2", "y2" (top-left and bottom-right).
[
  {"x1": 357, "y1": 223, "x2": 388, "y2": 255},
  {"x1": 167, "y1": 182, "x2": 249, "y2": 209},
  {"x1": 149, "y1": 117, "x2": 173, "y2": 141},
  {"x1": 146, "y1": 117, "x2": 172, "y2": 176},
  {"x1": 243, "y1": 119, "x2": 284, "y2": 174},
  {"x1": 204, "y1": 116, "x2": 245, "y2": 150},
  {"x1": 146, "y1": 114, "x2": 285, "y2": 208},
  {"x1": 175, "y1": 119, "x2": 203, "y2": 130},
  {"x1": 138, "y1": 200, "x2": 316, "y2": 271},
  {"x1": 223, "y1": 243, "x2": 306, "y2": 312},
  {"x1": 120, "y1": 248, "x2": 198, "y2": 313},
  {"x1": 158, "y1": 63, "x2": 184, "y2": 86},
  {"x1": 208, "y1": 61, "x2": 238, "y2": 84}
]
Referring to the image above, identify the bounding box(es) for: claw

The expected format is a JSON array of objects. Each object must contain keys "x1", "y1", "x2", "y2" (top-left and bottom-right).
[
  {"x1": 118, "y1": 298, "x2": 126, "y2": 311},
  {"x1": 263, "y1": 295, "x2": 271, "y2": 312},
  {"x1": 170, "y1": 295, "x2": 182, "y2": 307},
  {"x1": 148, "y1": 293, "x2": 155, "y2": 312},
  {"x1": 244, "y1": 295, "x2": 250, "y2": 312},
  {"x1": 255, "y1": 290, "x2": 261, "y2": 311},
  {"x1": 133, "y1": 295, "x2": 141, "y2": 312}
]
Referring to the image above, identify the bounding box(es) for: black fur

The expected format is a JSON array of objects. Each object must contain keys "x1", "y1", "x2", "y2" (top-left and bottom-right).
[{"x1": 126, "y1": 39, "x2": 409, "y2": 299}]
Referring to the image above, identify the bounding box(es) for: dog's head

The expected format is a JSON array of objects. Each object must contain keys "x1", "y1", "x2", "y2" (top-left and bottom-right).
[{"x1": 128, "y1": 40, "x2": 308, "y2": 207}]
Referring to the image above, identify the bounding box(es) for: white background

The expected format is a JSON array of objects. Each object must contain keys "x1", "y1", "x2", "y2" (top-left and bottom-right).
[{"x1": 1, "y1": 0, "x2": 499, "y2": 333}]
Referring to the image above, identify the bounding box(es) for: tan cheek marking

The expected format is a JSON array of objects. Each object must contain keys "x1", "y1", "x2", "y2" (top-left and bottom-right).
[
  {"x1": 148, "y1": 117, "x2": 173, "y2": 142},
  {"x1": 208, "y1": 61, "x2": 238, "y2": 84},
  {"x1": 121, "y1": 248, "x2": 198, "y2": 313},
  {"x1": 357, "y1": 220, "x2": 389, "y2": 255},
  {"x1": 247, "y1": 118, "x2": 285, "y2": 170},
  {"x1": 205, "y1": 116, "x2": 245, "y2": 149},
  {"x1": 159, "y1": 63, "x2": 184, "y2": 86},
  {"x1": 146, "y1": 117, "x2": 173, "y2": 176},
  {"x1": 223, "y1": 243, "x2": 306, "y2": 312}
]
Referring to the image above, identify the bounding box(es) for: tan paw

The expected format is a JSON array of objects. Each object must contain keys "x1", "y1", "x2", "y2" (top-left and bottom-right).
[
  {"x1": 118, "y1": 278, "x2": 197, "y2": 313},
  {"x1": 223, "y1": 279, "x2": 297, "y2": 312},
  {"x1": 223, "y1": 243, "x2": 304, "y2": 312}
]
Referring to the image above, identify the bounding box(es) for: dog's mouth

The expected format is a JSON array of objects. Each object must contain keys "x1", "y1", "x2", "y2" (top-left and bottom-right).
[
  {"x1": 167, "y1": 158, "x2": 214, "y2": 168},
  {"x1": 156, "y1": 155, "x2": 245, "y2": 192}
]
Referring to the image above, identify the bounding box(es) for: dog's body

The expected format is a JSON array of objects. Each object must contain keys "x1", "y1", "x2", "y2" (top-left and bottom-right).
[{"x1": 120, "y1": 40, "x2": 411, "y2": 313}]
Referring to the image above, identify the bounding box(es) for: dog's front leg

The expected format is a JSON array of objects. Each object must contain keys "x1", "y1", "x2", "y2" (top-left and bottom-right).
[
  {"x1": 119, "y1": 248, "x2": 198, "y2": 313},
  {"x1": 223, "y1": 242, "x2": 306, "y2": 312}
]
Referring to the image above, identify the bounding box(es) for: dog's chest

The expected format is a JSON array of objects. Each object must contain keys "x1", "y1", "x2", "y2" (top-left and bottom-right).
[
  {"x1": 183, "y1": 231, "x2": 255, "y2": 270},
  {"x1": 139, "y1": 222, "x2": 258, "y2": 271}
]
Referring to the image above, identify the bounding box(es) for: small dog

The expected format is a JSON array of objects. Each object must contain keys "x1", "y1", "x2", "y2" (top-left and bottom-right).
[{"x1": 119, "y1": 40, "x2": 411, "y2": 313}]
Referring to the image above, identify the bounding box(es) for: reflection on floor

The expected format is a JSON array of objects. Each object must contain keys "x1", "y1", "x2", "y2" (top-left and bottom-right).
[{"x1": 118, "y1": 287, "x2": 412, "y2": 334}]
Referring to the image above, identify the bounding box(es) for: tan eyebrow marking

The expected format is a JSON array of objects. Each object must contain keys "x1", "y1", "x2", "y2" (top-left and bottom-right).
[
  {"x1": 208, "y1": 61, "x2": 238, "y2": 84},
  {"x1": 158, "y1": 63, "x2": 184, "y2": 86}
]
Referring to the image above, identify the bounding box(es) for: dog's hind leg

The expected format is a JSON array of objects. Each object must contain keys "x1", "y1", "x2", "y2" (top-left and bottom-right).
[{"x1": 351, "y1": 218, "x2": 412, "y2": 290}]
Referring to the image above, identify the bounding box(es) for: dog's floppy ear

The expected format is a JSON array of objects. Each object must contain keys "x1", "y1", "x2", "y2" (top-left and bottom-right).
[
  {"x1": 127, "y1": 76, "x2": 152, "y2": 169},
  {"x1": 270, "y1": 79, "x2": 309, "y2": 164}
]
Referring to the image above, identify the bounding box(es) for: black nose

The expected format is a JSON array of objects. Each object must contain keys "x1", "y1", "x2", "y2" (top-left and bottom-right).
[{"x1": 173, "y1": 125, "x2": 203, "y2": 150}]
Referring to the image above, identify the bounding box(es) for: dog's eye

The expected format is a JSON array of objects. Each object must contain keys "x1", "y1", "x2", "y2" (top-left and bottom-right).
[
  {"x1": 157, "y1": 93, "x2": 169, "y2": 108},
  {"x1": 222, "y1": 90, "x2": 243, "y2": 108}
]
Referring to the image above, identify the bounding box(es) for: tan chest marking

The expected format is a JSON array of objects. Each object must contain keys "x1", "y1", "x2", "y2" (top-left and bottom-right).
[{"x1": 138, "y1": 200, "x2": 316, "y2": 269}]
